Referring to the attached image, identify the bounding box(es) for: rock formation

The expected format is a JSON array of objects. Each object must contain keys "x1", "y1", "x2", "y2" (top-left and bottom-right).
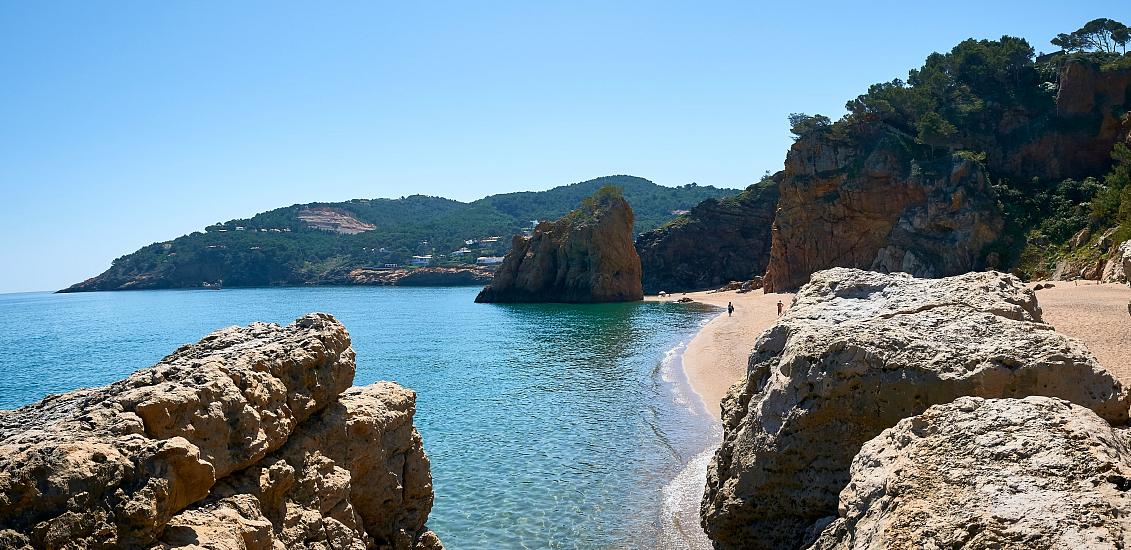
[
  {"x1": 702, "y1": 268, "x2": 1129, "y2": 550},
  {"x1": 1102, "y1": 239, "x2": 1131, "y2": 284},
  {"x1": 0, "y1": 314, "x2": 442, "y2": 550},
  {"x1": 636, "y1": 179, "x2": 779, "y2": 293},
  {"x1": 762, "y1": 130, "x2": 1003, "y2": 292},
  {"x1": 475, "y1": 186, "x2": 643, "y2": 303},
  {"x1": 807, "y1": 396, "x2": 1131, "y2": 550},
  {"x1": 998, "y1": 60, "x2": 1131, "y2": 182},
  {"x1": 346, "y1": 266, "x2": 494, "y2": 286}
]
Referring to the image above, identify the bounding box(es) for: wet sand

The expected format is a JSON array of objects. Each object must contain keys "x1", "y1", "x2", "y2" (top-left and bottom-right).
[{"x1": 648, "y1": 289, "x2": 795, "y2": 419}]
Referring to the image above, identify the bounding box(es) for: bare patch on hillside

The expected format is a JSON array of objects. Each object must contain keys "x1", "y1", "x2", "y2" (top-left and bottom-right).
[{"x1": 297, "y1": 207, "x2": 376, "y2": 234}]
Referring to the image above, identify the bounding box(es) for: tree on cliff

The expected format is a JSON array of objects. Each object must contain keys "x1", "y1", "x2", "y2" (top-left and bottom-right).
[
  {"x1": 1052, "y1": 18, "x2": 1129, "y2": 54},
  {"x1": 788, "y1": 113, "x2": 831, "y2": 139}
]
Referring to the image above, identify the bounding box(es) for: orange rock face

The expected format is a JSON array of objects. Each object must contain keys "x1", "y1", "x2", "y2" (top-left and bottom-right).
[
  {"x1": 475, "y1": 188, "x2": 644, "y2": 303},
  {"x1": 763, "y1": 127, "x2": 1003, "y2": 292}
]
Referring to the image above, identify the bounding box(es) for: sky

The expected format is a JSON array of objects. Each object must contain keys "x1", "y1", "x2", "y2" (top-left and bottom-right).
[{"x1": 1, "y1": 1, "x2": 1126, "y2": 292}]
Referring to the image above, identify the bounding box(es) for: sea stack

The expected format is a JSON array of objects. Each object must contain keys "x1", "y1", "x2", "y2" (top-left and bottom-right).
[{"x1": 475, "y1": 186, "x2": 644, "y2": 303}]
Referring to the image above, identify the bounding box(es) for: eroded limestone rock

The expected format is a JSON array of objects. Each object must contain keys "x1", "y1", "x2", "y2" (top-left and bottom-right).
[
  {"x1": 809, "y1": 396, "x2": 1131, "y2": 549},
  {"x1": 702, "y1": 269, "x2": 1130, "y2": 550},
  {"x1": 0, "y1": 314, "x2": 442, "y2": 550}
]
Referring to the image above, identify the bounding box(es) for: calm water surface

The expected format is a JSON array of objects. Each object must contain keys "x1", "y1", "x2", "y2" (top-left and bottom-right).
[{"x1": 0, "y1": 287, "x2": 718, "y2": 549}]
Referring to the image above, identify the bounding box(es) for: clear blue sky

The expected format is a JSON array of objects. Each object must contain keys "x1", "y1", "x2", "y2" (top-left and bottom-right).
[{"x1": 1, "y1": 1, "x2": 1124, "y2": 292}]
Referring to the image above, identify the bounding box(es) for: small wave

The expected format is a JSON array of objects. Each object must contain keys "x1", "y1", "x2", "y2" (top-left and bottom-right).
[
  {"x1": 658, "y1": 442, "x2": 721, "y2": 550},
  {"x1": 654, "y1": 340, "x2": 711, "y2": 417}
]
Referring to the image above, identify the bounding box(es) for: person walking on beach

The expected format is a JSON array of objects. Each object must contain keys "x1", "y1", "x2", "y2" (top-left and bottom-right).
[
  {"x1": 727, "y1": 302, "x2": 734, "y2": 317},
  {"x1": 777, "y1": 300, "x2": 784, "y2": 316}
]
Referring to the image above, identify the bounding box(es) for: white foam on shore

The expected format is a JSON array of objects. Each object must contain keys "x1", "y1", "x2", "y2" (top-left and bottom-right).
[
  {"x1": 655, "y1": 329, "x2": 724, "y2": 550},
  {"x1": 658, "y1": 434, "x2": 721, "y2": 550},
  {"x1": 656, "y1": 315, "x2": 717, "y2": 419}
]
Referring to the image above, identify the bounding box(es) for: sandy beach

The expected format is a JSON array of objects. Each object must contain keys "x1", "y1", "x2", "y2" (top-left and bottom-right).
[
  {"x1": 1032, "y1": 281, "x2": 1131, "y2": 383},
  {"x1": 648, "y1": 289, "x2": 795, "y2": 419},
  {"x1": 656, "y1": 281, "x2": 1131, "y2": 422}
]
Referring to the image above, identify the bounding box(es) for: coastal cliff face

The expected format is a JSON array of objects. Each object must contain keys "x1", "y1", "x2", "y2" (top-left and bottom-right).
[
  {"x1": 762, "y1": 130, "x2": 1003, "y2": 292},
  {"x1": 761, "y1": 60, "x2": 1131, "y2": 292},
  {"x1": 702, "y1": 268, "x2": 1129, "y2": 550},
  {"x1": 635, "y1": 53, "x2": 1131, "y2": 292},
  {"x1": 995, "y1": 61, "x2": 1131, "y2": 181},
  {"x1": 0, "y1": 314, "x2": 442, "y2": 550},
  {"x1": 636, "y1": 179, "x2": 779, "y2": 293},
  {"x1": 475, "y1": 187, "x2": 643, "y2": 303}
]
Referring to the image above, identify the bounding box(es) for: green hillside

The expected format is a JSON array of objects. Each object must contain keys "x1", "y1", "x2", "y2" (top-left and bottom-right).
[{"x1": 62, "y1": 175, "x2": 735, "y2": 291}]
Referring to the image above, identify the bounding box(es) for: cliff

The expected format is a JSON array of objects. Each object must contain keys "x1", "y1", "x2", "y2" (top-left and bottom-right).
[
  {"x1": 634, "y1": 47, "x2": 1131, "y2": 291},
  {"x1": 0, "y1": 314, "x2": 443, "y2": 550},
  {"x1": 762, "y1": 130, "x2": 1003, "y2": 292},
  {"x1": 702, "y1": 268, "x2": 1129, "y2": 549},
  {"x1": 636, "y1": 178, "x2": 779, "y2": 293},
  {"x1": 761, "y1": 58, "x2": 1131, "y2": 291},
  {"x1": 475, "y1": 187, "x2": 643, "y2": 303}
]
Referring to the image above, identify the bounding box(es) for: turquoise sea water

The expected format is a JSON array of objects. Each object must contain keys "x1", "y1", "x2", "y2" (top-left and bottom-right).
[{"x1": 0, "y1": 287, "x2": 719, "y2": 549}]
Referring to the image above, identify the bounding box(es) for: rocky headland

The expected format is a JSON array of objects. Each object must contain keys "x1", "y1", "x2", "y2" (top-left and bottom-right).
[
  {"x1": 637, "y1": 48, "x2": 1131, "y2": 293},
  {"x1": 0, "y1": 313, "x2": 442, "y2": 550},
  {"x1": 701, "y1": 268, "x2": 1131, "y2": 550},
  {"x1": 636, "y1": 178, "x2": 779, "y2": 294},
  {"x1": 475, "y1": 186, "x2": 643, "y2": 303}
]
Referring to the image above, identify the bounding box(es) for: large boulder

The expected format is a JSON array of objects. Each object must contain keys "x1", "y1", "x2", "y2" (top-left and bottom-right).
[
  {"x1": 636, "y1": 179, "x2": 779, "y2": 294},
  {"x1": 0, "y1": 314, "x2": 442, "y2": 550},
  {"x1": 702, "y1": 268, "x2": 1130, "y2": 550},
  {"x1": 475, "y1": 186, "x2": 643, "y2": 303},
  {"x1": 809, "y1": 396, "x2": 1131, "y2": 549}
]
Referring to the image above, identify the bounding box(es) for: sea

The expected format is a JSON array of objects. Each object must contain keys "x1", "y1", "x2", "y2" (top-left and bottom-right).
[{"x1": 0, "y1": 286, "x2": 721, "y2": 550}]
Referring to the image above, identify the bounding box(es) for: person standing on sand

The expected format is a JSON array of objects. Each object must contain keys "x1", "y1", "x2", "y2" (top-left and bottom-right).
[
  {"x1": 727, "y1": 302, "x2": 734, "y2": 317},
  {"x1": 777, "y1": 300, "x2": 784, "y2": 316}
]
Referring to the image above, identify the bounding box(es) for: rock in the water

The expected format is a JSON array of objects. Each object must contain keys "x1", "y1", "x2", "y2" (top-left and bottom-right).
[
  {"x1": 636, "y1": 179, "x2": 779, "y2": 293},
  {"x1": 0, "y1": 314, "x2": 442, "y2": 550},
  {"x1": 702, "y1": 268, "x2": 1129, "y2": 550},
  {"x1": 475, "y1": 186, "x2": 643, "y2": 303},
  {"x1": 809, "y1": 396, "x2": 1131, "y2": 550}
]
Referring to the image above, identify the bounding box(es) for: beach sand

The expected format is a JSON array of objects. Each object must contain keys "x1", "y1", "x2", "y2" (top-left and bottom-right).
[
  {"x1": 648, "y1": 289, "x2": 795, "y2": 419},
  {"x1": 1032, "y1": 281, "x2": 1131, "y2": 383},
  {"x1": 655, "y1": 280, "x2": 1128, "y2": 550},
  {"x1": 658, "y1": 280, "x2": 1131, "y2": 420}
]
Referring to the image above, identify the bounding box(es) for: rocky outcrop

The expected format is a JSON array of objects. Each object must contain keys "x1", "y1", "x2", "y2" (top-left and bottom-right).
[
  {"x1": 636, "y1": 179, "x2": 779, "y2": 293},
  {"x1": 347, "y1": 266, "x2": 494, "y2": 286},
  {"x1": 762, "y1": 128, "x2": 1003, "y2": 292},
  {"x1": 702, "y1": 268, "x2": 1129, "y2": 550},
  {"x1": 0, "y1": 314, "x2": 442, "y2": 550},
  {"x1": 475, "y1": 187, "x2": 643, "y2": 303},
  {"x1": 809, "y1": 396, "x2": 1131, "y2": 549},
  {"x1": 1102, "y1": 239, "x2": 1131, "y2": 283}
]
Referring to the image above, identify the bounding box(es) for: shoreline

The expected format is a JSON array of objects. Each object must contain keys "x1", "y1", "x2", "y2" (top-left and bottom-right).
[
  {"x1": 650, "y1": 288, "x2": 796, "y2": 549},
  {"x1": 649, "y1": 289, "x2": 796, "y2": 420}
]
